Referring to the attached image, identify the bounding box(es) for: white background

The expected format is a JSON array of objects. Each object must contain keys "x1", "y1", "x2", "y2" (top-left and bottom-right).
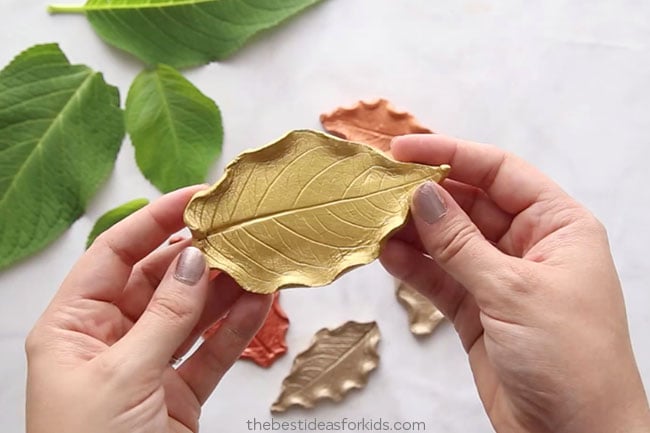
[{"x1": 1, "y1": 0, "x2": 649, "y2": 432}]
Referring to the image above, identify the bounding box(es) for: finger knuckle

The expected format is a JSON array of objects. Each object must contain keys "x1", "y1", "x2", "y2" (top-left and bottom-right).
[
  {"x1": 583, "y1": 213, "x2": 608, "y2": 238},
  {"x1": 559, "y1": 205, "x2": 609, "y2": 243},
  {"x1": 199, "y1": 323, "x2": 249, "y2": 377},
  {"x1": 222, "y1": 322, "x2": 248, "y2": 345},
  {"x1": 392, "y1": 256, "x2": 419, "y2": 285},
  {"x1": 498, "y1": 262, "x2": 538, "y2": 295},
  {"x1": 201, "y1": 343, "x2": 230, "y2": 376},
  {"x1": 412, "y1": 272, "x2": 449, "y2": 301},
  {"x1": 93, "y1": 232, "x2": 139, "y2": 267},
  {"x1": 134, "y1": 261, "x2": 163, "y2": 291},
  {"x1": 472, "y1": 262, "x2": 541, "y2": 312},
  {"x1": 551, "y1": 199, "x2": 607, "y2": 239},
  {"x1": 24, "y1": 328, "x2": 41, "y2": 358},
  {"x1": 91, "y1": 354, "x2": 123, "y2": 380},
  {"x1": 149, "y1": 292, "x2": 195, "y2": 324},
  {"x1": 436, "y1": 221, "x2": 478, "y2": 265}
]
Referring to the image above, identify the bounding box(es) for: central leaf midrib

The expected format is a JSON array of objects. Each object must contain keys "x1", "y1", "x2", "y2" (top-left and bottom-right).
[
  {"x1": 293, "y1": 326, "x2": 375, "y2": 396},
  {"x1": 0, "y1": 72, "x2": 94, "y2": 207},
  {"x1": 201, "y1": 176, "x2": 432, "y2": 238},
  {"x1": 153, "y1": 71, "x2": 182, "y2": 169},
  {"x1": 347, "y1": 123, "x2": 397, "y2": 140},
  {"x1": 70, "y1": 0, "x2": 304, "y2": 12},
  {"x1": 75, "y1": 0, "x2": 220, "y2": 12}
]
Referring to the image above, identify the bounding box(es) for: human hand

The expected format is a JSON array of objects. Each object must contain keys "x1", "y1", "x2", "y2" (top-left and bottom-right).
[
  {"x1": 25, "y1": 186, "x2": 273, "y2": 433},
  {"x1": 381, "y1": 135, "x2": 650, "y2": 433}
]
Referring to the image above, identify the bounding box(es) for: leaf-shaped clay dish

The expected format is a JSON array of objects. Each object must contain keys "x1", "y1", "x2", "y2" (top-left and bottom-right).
[
  {"x1": 396, "y1": 282, "x2": 445, "y2": 335},
  {"x1": 321, "y1": 99, "x2": 445, "y2": 336},
  {"x1": 184, "y1": 129, "x2": 449, "y2": 294},
  {"x1": 320, "y1": 99, "x2": 432, "y2": 152},
  {"x1": 271, "y1": 321, "x2": 380, "y2": 412}
]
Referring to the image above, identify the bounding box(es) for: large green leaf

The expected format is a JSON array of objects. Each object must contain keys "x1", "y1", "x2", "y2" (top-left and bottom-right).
[
  {"x1": 0, "y1": 44, "x2": 124, "y2": 270},
  {"x1": 48, "y1": 0, "x2": 325, "y2": 68},
  {"x1": 86, "y1": 198, "x2": 149, "y2": 249},
  {"x1": 126, "y1": 64, "x2": 223, "y2": 193}
]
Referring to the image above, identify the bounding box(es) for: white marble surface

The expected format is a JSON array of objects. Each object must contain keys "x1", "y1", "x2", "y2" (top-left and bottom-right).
[{"x1": 1, "y1": 0, "x2": 649, "y2": 432}]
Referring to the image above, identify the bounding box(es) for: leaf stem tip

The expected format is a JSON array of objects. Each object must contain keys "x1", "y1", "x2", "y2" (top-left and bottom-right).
[{"x1": 47, "y1": 4, "x2": 86, "y2": 14}]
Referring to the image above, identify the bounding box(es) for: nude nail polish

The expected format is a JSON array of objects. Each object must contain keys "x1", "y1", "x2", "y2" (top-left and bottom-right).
[{"x1": 412, "y1": 181, "x2": 447, "y2": 223}]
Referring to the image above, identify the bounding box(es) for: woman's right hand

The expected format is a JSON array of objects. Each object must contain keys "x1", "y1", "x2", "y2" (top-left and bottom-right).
[{"x1": 381, "y1": 134, "x2": 650, "y2": 433}]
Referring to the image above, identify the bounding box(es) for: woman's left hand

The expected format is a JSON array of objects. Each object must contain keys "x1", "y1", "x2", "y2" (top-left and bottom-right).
[{"x1": 26, "y1": 185, "x2": 272, "y2": 433}]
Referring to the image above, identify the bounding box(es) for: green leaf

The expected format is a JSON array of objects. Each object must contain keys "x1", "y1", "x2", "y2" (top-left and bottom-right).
[
  {"x1": 0, "y1": 43, "x2": 124, "y2": 270},
  {"x1": 86, "y1": 198, "x2": 149, "y2": 249},
  {"x1": 48, "y1": 0, "x2": 325, "y2": 68},
  {"x1": 125, "y1": 64, "x2": 223, "y2": 193}
]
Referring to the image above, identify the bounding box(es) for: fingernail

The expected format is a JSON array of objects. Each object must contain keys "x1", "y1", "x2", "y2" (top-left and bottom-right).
[
  {"x1": 174, "y1": 247, "x2": 205, "y2": 286},
  {"x1": 412, "y1": 181, "x2": 447, "y2": 223},
  {"x1": 168, "y1": 234, "x2": 187, "y2": 245}
]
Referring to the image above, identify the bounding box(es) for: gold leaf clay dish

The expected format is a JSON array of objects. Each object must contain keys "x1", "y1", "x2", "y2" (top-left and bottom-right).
[
  {"x1": 183, "y1": 129, "x2": 449, "y2": 294},
  {"x1": 271, "y1": 321, "x2": 381, "y2": 413},
  {"x1": 396, "y1": 282, "x2": 445, "y2": 335},
  {"x1": 321, "y1": 99, "x2": 445, "y2": 336}
]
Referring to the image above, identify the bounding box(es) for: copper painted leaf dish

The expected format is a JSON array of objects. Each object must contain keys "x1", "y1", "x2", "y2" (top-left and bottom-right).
[{"x1": 320, "y1": 99, "x2": 432, "y2": 152}]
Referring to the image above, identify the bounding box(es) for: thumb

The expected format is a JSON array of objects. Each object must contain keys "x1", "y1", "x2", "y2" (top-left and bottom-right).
[
  {"x1": 410, "y1": 181, "x2": 509, "y2": 297},
  {"x1": 111, "y1": 246, "x2": 209, "y2": 371}
]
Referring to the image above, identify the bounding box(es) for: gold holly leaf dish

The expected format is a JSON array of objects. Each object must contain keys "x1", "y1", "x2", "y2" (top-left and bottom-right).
[
  {"x1": 184, "y1": 129, "x2": 449, "y2": 294},
  {"x1": 271, "y1": 321, "x2": 380, "y2": 413},
  {"x1": 396, "y1": 282, "x2": 445, "y2": 335}
]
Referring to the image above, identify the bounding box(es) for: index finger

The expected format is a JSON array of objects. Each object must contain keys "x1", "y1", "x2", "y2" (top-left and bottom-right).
[
  {"x1": 390, "y1": 134, "x2": 566, "y2": 214},
  {"x1": 58, "y1": 185, "x2": 206, "y2": 302}
]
